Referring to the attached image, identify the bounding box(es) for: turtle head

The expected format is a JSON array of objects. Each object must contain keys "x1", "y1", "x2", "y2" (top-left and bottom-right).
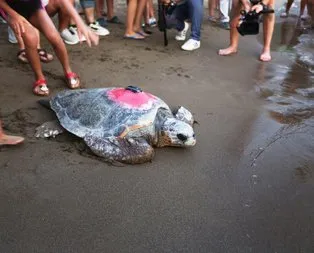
[{"x1": 159, "y1": 118, "x2": 196, "y2": 147}]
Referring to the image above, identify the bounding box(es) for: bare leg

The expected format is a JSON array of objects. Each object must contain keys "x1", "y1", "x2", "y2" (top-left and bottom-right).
[
  {"x1": 83, "y1": 7, "x2": 96, "y2": 24},
  {"x1": 106, "y1": 0, "x2": 114, "y2": 20},
  {"x1": 218, "y1": 1, "x2": 242, "y2": 55},
  {"x1": 46, "y1": 0, "x2": 75, "y2": 31},
  {"x1": 96, "y1": 0, "x2": 105, "y2": 17},
  {"x1": 20, "y1": 25, "x2": 45, "y2": 81},
  {"x1": 143, "y1": 1, "x2": 149, "y2": 24},
  {"x1": 125, "y1": 0, "x2": 144, "y2": 38},
  {"x1": 260, "y1": 0, "x2": 275, "y2": 62},
  {"x1": 133, "y1": 0, "x2": 148, "y2": 33},
  {"x1": 300, "y1": 0, "x2": 308, "y2": 16},
  {"x1": 148, "y1": 0, "x2": 155, "y2": 19},
  {"x1": 208, "y1": 0, "x2": 217, "y2": 17},
  {"x1": 285, "y1": 0, "x2": 294, "y2": 14},
  {"x1": 29, "y1": 10, "x2": 72, "y2": 75}
]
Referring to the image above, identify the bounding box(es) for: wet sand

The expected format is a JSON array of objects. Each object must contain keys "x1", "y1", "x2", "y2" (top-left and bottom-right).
[{"x1": 1, "y1": 4, "x2": 314, "y2": 253}]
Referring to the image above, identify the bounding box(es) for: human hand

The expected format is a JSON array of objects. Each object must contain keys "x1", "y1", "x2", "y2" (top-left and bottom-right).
[
  {"x1": 251, "y1": 3, "x2": 264, "y2": 14},
  {"x1": 76, "y1": 24, "x2": 99, "y2": 47},
  {"x1": 8, "y1": 13, "x2": 30, "y2": 38},
  {"x1": 161, "y1": 0, "x2": 171, "y2": 4}
]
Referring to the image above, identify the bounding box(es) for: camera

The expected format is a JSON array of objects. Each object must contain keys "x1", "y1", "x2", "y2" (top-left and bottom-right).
[{"x1": 237, "y1": 1, "x2": 274, "y2": 36}]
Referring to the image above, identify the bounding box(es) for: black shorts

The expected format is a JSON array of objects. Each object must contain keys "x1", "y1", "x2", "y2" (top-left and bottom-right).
[{"x1": 6, "y1": 0, "x2": 43, "y2": 19}]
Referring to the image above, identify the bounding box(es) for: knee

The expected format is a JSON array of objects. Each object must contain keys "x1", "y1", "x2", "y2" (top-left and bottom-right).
[
  {"x1": 22, "y1": 26, "x2": 38, "y2": 48},
  {"x1": 230, "y1": 17, "x2": 240, "y2": 28}
]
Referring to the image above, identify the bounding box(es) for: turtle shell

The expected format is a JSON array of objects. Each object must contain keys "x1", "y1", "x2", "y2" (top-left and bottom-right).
[{"x1": 50, "y1": 87, "x2": 171, "y2": 139}]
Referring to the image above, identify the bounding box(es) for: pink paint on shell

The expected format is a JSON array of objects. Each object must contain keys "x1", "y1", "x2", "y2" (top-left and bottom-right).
[{"x1": 108, "y1": 88, "x2": 156, "y2": 108}]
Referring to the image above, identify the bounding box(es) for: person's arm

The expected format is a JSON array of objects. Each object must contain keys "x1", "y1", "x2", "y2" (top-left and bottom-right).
[
  {"x1": 251, "y1": 0, "x2": 274, "y2": 13},
  {"x1": 0, "y1": 0, "x2": 31, "y2": 37},
  {"x1": 50, "y1": 0, "x2": 99, "y2": 47}
]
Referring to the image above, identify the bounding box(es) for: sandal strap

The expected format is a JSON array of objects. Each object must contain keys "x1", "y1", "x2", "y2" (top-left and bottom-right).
[
  {"x1": 38, "y1": 48, "x2": 47, "y2": 56},
  {"x1": 66, "y1": 72, "x2": 78, "y2": 79},
  {"x1": 17, "y1": 49, "x2": 26, "y2": 57},
  {"x1": 33, "y1": 79, "x2": 47, "y2": 88}
]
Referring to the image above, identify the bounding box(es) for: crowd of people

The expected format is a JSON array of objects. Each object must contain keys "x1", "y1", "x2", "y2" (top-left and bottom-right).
[{"x1": 0, "y1": 0, "x2": 313, "y2": 145}]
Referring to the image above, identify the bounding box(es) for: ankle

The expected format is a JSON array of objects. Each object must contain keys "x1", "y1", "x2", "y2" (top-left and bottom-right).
[{"x1": 262, "y1": 47, "x2": 270, "y2": 53}]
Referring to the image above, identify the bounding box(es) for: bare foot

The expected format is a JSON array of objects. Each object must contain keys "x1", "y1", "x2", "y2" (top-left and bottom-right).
[
  {"x1": 0, "y1": 134, "x2": 24, "y2": 145},
  {"x1": 0, "y1": 122, "x2": 24, "y2": 146},
  {"x1": 259, "y1": 51, "x2": 272, "y2": 62},
  {"x1": 218, "y1": 46, "x2": 237, "y2": 56}
]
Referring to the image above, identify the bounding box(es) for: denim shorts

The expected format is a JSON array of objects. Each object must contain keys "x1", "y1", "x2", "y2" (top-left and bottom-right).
[
  {"x1": 6, "y1": 0, "x2": 43, "y2": 19},
  {"x1": 80, "y1": 0, "x2": 95, "y2": 9}
]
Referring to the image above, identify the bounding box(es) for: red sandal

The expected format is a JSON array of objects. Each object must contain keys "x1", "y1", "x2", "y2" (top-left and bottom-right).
[
  {"x1": 65, "y1": 72, "x2": 81, "y2": 89},
  {"x1": 33, "y1": 79, "x2": 49, "y2": 96}
]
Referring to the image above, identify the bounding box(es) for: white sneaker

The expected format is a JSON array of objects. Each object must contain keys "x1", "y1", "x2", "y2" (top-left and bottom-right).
[
  {"x1": 68, "y1": 25, "x2": 86, "y2": 42},
  {"x1": 8, "y1": 26, "x2": 17, "y2": 44},
  {"x1": 181, "y1": 39, "x2": 200, "y2": 51},
  {"x1": 175, "y1": 21, "x2": 189, "y2": 41},
  {"x1": 148, "y1": 17, "x2": 157, "y2": 27},
  {"x1": 280, "y1": 12, "x2": 288, "y2": 18},
  {"x1": 89, "y1": 22, "x2": 110, "y2": 36},
  {"x1": 300, "y1": 14, "x2": 309, "y2": 20},
  {"x1": 60, "y1": 28, "x2": 80, "y2": 45}
]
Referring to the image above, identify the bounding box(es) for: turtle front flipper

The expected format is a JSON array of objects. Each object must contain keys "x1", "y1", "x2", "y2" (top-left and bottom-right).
[
  {"x1": 84, "y1": 136, "x2": 155, "y2": 164},
  {"x1": 174, "y1": 106, "x2": 195, "y2": 126},
  {"x1": 35, "y1": 120, "x2": 65, "y2": 138}
]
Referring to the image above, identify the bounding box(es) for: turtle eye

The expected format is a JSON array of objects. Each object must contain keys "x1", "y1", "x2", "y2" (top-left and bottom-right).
[{"x1": 177, "y1": 134, "x2": 187, "y2": 142}]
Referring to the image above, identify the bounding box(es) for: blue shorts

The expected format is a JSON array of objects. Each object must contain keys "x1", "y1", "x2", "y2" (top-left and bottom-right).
[
  {"x1": 6, "y1": 0, "x2": 43, "y2": 19},
  {"x1": 80, "y1": 0, "x2": 95, "y2": 9}
]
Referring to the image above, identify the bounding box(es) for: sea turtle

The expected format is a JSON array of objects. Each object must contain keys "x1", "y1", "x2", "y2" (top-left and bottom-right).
[{"x1": 36, "y1": 86, "x2": 196, "y2": 164}]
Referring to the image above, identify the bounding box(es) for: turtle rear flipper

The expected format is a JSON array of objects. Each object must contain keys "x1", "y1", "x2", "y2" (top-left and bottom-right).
[{"x1": 84, "y1": 136, "x2": 155, "y2": 164}]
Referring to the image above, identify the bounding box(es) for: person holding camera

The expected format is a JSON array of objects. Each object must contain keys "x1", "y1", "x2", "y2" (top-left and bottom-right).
[
  {"x1": 218, "y1": 0, "x2": 275, "y2": 62},
  {"x1": 162, "y1": 0, "x2": 204, "y2": 51}
]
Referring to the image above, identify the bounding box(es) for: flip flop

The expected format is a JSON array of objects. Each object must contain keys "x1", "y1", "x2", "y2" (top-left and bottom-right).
[
  {"x1": 136, "y1": 30, "x2": 151, "y2": 37},
  {"x1": 107, "y1": 16, "x2": 122, "y2": 24},
  {"x1": 123, "y1": 33, "x2": 145, "y2": 40}
]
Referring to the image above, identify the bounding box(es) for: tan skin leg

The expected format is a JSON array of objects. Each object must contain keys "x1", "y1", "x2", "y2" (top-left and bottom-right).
[
  {"x1": 106, "y1": 0, "x2": 114, "y2": 20},
  {"x1": 133, "y1": 0, "x2": 149, "y2": 34},
  {"x1": 29, "y1": 9, "x2": 80, "y2": 88},
  {"x1": 18, "y1": 23, "x2": 48, "y2": 95},
  {"x1": 95, "y1": 0, "x2": 105, "y2": 17},
  {"x1": 260, "y1": 0, "x2": 275, "y2": 62},
  {"x1": 45, "y1": 0, "x2": 75, "y2": 31},
  {"x1": 20, "y1": 27, "x2": 43, "y2": 79},
  {"x1": 219, "y1": 0, "x2": 275, "y2": 61},
  {"x1": 17, "y1": 28, "x2": 53, "y2": 63},
  {"x1": 208, "y1": 0, "x2": 218, "y2": 17},
  {"x1": 83, "y1": 7, "x2": 96, "y2": 24},
  {"x1": 125, "y1": 0, "x2": 145, "y2": 38},
  {"x1": 218, "y1": 0, "x2": 242, "y2": 55},
  {"x1": 300, "y1": 0, "x2": 308, "y2": 16},
  {"x1": 284, "y1": 0, "x2": 294, "y2": 14}
]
